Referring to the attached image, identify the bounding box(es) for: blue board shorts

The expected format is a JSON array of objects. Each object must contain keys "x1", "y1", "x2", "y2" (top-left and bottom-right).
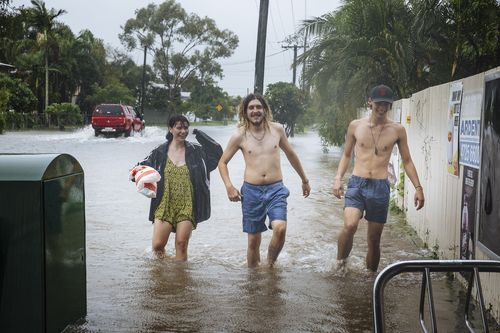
[
  {"x1": 344, "y1": 175, "x2": 391, "y2": 223},
  {"x1": 241, "y1": 181, "x2": 290, "y2": 234}
]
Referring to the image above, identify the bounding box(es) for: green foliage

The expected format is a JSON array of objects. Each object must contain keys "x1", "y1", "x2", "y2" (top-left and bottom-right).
[
  {"x1": 0, "y1": 74, "x2": 37, "y2": 112},
  {"x1": 0, "y1": 88, "x2": 9, "y2": 112},
  {"x1": 265, "y1": 82, "x2": 306, "y2": 137},
  {"x1": 45, "y1": 102, "x2": 82, "y2": 126},
  {"x1": 119, "y1": 0, "x2": 238, "y2": 113},
  {"x1": 0, "y1": 111, "x2": 5, "y2": 132},
  {"x1": 299, "y1": 0, "x2": 500, "y2": 147},
  {"x1": 308, "y1": 90, "x2": 356, "y2": 147},
  {"x1": 187, "y1": 82, "x2": 234, "y2": 121},
  {"x1": 85, "y1": 81, "x2": 135, "y2": 107},
  {"x1": 430, "y1": 243, "x2": 440, "y2": 259},
  {"x1": 3, "y1": 110, "x2": 24, "y2": 129},
  {"x1": 389, "y1": 198, "x2": 404, "y2": 214},
  {"x1": 397, "y1": 162, "x2": 405, "y2": 198},
  {"x1": 0, "y1": 112, "x2": 5, "y2": 134}
]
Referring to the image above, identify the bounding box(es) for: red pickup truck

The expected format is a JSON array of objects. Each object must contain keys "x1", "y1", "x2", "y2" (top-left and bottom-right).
[{"x1": 91, "y1": 104, "x2": 145, "y2": 137}]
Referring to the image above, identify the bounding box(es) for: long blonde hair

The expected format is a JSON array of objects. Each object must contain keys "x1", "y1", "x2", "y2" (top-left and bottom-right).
[{"x1": 238, "y1": 93, "x2": 273, "y2": 130}]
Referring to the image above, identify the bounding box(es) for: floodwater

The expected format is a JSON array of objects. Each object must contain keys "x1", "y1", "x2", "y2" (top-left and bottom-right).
[{"x1": 0, "y1": 126, "x2": 491, "y2": 332}]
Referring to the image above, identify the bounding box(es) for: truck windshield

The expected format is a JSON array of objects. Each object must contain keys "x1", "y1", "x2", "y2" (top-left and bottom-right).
[{"x1": 94, "y1": 105, "x2": 123, "y2": 115}]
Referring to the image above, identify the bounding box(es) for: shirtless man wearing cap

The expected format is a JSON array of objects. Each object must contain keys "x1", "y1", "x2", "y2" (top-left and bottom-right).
[{"x1": 333, "y1": 84, "x2": 425, "y2": 272}]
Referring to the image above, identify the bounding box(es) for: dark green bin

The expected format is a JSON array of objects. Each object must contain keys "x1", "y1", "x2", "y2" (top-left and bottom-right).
[{"x1": 0, "y1": 153, "x2": 86, "y2": 333}]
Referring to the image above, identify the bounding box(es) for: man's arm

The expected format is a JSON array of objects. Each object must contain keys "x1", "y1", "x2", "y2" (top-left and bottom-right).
[
  {"x1": 218, "y1": 131, "x2": 243, "y2": 202},
  {"x1": 397, "y1": 125, "x2": 425, "y2": 210},
  {"x1": 277, "y1": 125, "x2": 311, "y2": 197},
  {"x1": 333, "y1": 121, "x2": 356, "y2": 199}
]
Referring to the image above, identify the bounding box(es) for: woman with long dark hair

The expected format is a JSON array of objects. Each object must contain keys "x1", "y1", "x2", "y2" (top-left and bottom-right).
[{"x1": 136, "y1": 115, "x2": 222, "y2": 260}]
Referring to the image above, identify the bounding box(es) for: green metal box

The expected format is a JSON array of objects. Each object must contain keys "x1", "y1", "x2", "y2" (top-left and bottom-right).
[{"x1": 0, "y1": 153, "x2": 86, "y2": 333}]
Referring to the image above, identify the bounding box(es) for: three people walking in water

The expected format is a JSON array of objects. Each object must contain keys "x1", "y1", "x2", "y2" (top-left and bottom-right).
[{"x1": 136, "y1": 86, "x2": 424, "y2": 272}]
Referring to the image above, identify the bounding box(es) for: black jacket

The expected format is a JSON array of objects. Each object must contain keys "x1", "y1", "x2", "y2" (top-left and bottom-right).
[{"x1": 137, "y1": 129, "x2": 222, "y2": 223}]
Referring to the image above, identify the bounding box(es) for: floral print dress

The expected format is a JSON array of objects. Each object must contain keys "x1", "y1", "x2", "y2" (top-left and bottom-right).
[{"x1": 154, "y1": 158, "x2": 195, "y2": 229}]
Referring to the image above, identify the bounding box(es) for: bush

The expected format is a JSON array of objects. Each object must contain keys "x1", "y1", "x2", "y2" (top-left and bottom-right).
[
  {"x1": 45, "y1": 103, "x2": 83, "y2": 127},
  {"x1": 0, "y1": 74, "x2": 37, "y2": 112},
  {"x1": 4, "y1": 110, "x2": 24, "y2": 129},
  {"x1": 0, "y1": 112, "x2": 5, "y2": 134}
]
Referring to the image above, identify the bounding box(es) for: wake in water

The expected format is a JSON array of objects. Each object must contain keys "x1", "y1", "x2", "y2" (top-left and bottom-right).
[{"x1": 28, "y1": 125, "x2": 168, "y2": 143}]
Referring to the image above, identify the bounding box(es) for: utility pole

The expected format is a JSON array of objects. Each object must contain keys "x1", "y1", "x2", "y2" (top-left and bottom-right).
[
  {"x1": 302, "y1": 1, "x2": 308, "y2": 92},
  {"x1": 281, "y1": 44, "x2": 304, "y2": 86},
  {"x1": 140, "y1": 45, "x2": 147, "y2": 117},
  {"x1": 254, "y1": 0, "x2": 269, "y2": 95}
]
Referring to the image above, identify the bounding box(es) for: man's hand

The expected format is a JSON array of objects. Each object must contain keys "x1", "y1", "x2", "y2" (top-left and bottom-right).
[
  {"x1": 226, "y1": 185, "x2": 242, "y2": 202},
  {"x1": 302, "y1": 182, "x2": 311, "y2": 198},
  {"x1": 333, "y1": 178, "x2": 344, "y2": 199},
  {"x1": 414, "y1": 188, "x2": 425, "y2": 210}
]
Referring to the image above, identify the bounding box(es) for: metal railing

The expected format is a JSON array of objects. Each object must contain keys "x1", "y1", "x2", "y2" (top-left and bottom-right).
[{"x1": 373, "y1": 260, "x2": 500, "y2": 333}]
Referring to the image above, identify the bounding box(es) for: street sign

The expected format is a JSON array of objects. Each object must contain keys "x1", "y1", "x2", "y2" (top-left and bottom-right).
[{"x1": 215, "y1": 103, "x2": 223, "y2": 112}]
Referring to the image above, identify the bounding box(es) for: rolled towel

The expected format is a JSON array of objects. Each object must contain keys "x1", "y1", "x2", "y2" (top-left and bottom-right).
[{"x1": 129, "y1": 165, "x2": 161, "y2": 198}]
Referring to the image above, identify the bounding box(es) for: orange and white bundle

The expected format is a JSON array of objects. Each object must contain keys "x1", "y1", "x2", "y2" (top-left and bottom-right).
[{"x1": 129, "y1": 165, "x2": 161, "y2": 198}]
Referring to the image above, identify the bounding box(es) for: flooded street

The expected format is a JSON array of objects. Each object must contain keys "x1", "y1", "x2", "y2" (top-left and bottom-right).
[{"x1": 0, "y1": 126, "x2": 480, "y2": 332}]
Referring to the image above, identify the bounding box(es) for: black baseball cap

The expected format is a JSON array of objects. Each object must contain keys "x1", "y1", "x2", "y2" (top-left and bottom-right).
[{"x1": 370, "y1": 84, "x2": 394, "y2": 103}]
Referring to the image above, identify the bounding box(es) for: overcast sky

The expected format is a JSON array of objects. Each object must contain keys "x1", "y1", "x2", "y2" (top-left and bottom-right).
[{"x1": 12, "y1": 0, "x2": 342, "y2": 96}]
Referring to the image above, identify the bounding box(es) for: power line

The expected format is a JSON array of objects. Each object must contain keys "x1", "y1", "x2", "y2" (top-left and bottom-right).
[{"x1": 220, "y1": 49, "x2": 286, "y2": 66}]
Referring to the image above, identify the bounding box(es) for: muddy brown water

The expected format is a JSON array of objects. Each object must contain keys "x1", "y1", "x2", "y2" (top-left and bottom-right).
[{"x1": 1, "y1": 126, "x2": 494, "y2": 332}]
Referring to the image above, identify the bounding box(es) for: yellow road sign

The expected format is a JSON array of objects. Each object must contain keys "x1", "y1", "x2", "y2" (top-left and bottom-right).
[{"x1": 215, "y1": 103, "x2": 223, "y2": 112}]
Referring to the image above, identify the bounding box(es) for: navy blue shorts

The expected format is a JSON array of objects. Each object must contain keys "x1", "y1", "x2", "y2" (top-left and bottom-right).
[
  {"x1": 241, "y1": 181, "x2": 290, "y2": 234},
  {"x1": 344, "y1": 175, "x2": 390, "y2": 223}
]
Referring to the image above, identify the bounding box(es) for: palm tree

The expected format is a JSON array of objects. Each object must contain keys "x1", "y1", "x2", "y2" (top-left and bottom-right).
[
  {"x1": 27, "y1": 0, "x2": 65, "y2": 110},
  {"x1": 296, "y1": 0, "x2": 412, "y2": 145}
]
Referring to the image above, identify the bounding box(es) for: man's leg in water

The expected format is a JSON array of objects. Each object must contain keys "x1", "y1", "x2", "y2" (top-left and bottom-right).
[
  {"x1": 366, "y1": 221, "x2": 384, "y2": 271},
  {"x1": 247, "y1": 233, "x2": 262, "y2": 268},
  {"x1": 337, "y1": 207, "x2": 363, "y2": 268},
  {"x1": 267, "y1": 220, "x2": 287, "y2": 266}
]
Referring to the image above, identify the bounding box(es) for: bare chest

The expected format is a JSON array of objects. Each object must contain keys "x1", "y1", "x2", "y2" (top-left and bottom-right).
[
  {"x1": 355, "y1": 124, "x2": 398, "y2": 155},
  {"x1": 241, "y1": 131, "x2": 280, "y2": 158}
]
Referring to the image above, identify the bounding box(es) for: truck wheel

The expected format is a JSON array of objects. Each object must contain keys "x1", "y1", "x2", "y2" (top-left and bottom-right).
[{"x1": 94, "y1": 130, "x2": 100, "y2": 137}]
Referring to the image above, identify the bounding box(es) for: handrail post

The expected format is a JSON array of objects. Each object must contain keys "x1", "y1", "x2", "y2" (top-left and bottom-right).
[
  {"x1": 475, "y1": 268, "x2": 489, "y2": 333},
  {"x1": 419, "y1": 272, "x2": 429, "y2": 333},
  {"x1": 373, "y1": 260, "x2": 500, "y2": 333},
  {"x1": 425, "y1": 268, "x2": 438, "y2": 332},
  {"x1": 464, "y1": 271, "x2": 475, "y2": 333}
]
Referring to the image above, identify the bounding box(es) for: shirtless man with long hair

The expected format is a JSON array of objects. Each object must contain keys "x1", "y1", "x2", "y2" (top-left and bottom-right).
[{"x1": 218, "y1": 93, "x2": 311, "y2": 268}]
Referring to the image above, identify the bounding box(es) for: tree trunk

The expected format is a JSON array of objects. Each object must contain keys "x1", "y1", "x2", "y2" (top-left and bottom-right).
[{"x1": 44, "y1": 44, "x2": 49, "y2": 111}]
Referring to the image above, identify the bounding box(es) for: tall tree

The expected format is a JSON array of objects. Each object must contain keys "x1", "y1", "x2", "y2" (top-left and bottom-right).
[
  {"x1": 188, "y1": 80, "x2": 230, "y2": 121},
  {"x1": 299, "y1": 0, "x2": 412, "y2": 145},
  {"x1": 119, "y1": 0, "x2": 238, "y2": 113},
  {"x1": 265, "y1": 82, "x2": 306, "y2": 137},
  {"x1": 70, "y1": 30, "x2": 107, "y2": 112},
  {"x1": 410, "y1": 0, "x2": 500, "y2": 81},
  {"x1": 26, "y1": 0, "x2": 65, "y2": 110},
  {"x1": 297, "y1": 0, "x2": 500, "y2": 146}
]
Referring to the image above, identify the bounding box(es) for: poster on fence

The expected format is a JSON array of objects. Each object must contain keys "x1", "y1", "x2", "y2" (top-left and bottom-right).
[
  {"x1": 460, "y1": 167, "x2": 477, "y2": 260},
  {"x1": 447, "y1": 82, "x2": 462, "y2": 176},
  {"x1": 459, "y1": 91, "x2": 482, "y2": 169},
  {"x1": 478, "y1": 73, "x2": 500, "y2": 259}
]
